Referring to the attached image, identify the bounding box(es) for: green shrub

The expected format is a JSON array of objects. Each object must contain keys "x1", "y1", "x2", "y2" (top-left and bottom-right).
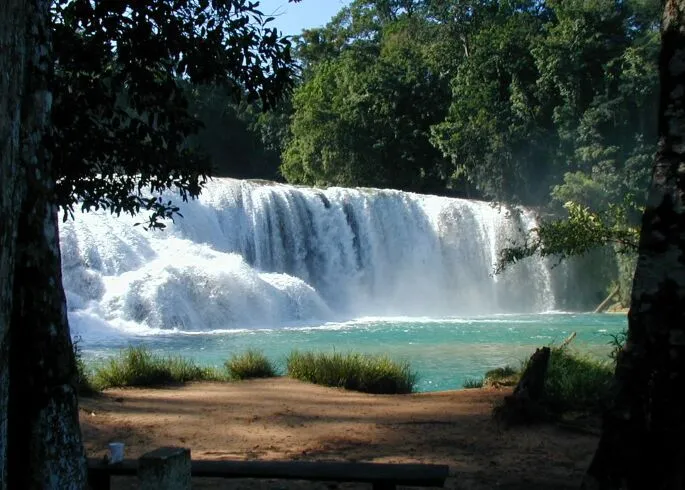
[
  {"x1": 490, "y1": 346, "x2": 615, "y2": 423},
  {"x1": 92, "y1": 346, "x2": 224, "y2": 390},
  {"x1": 463, "y1": 377, "x2": 484, "y2": 389},
  {"x1": 483, "y1": 365, "x2": 520, "y2": 388},
  {"x1": 225, "y1": 349, "x2": 276, "y2": 380},
  {"x1": 541, "y1": 347, "x2": 614, "y2": 413},
  {"x1": 286, "y1": 351, "x2": 416, "y2": 394}
]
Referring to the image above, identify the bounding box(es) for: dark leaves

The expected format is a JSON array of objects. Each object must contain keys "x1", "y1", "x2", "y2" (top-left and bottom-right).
[{"x1": 51, "y1": 0, "x2": 295, "y2": 225}]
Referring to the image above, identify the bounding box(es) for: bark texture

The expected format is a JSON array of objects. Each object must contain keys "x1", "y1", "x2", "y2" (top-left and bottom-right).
[
  {"x1": 0, "y1": 2, "x2": 29, "y2": 489},
  {"x1": 583, "y1": 2, "x2": 685, "y2": 488},
  {"x1": 4, "y1": 0, "x2": 87, "y2": 488},
  {"x1": 8, "y1": 206, "x2": 87, "y2": 489}
]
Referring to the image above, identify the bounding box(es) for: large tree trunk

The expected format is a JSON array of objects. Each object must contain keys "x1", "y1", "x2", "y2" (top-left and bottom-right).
[
  {"x1": 0, "y1": 1, "x2": 30, "y2": 488},
  {"x1": 582, "y1": 2, "x2": 685, "y2": 489},
  {"x1": 3, "y1": 0, "x2": 88, "y2": 488},
  {"x1": 8, "y1": 208, "x2": 87, "y2": 489}
]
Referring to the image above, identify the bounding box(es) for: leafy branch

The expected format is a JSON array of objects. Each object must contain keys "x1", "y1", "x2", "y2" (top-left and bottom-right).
[{"x1": 495, "y1": 201, "x2": 640, "y2": 274}]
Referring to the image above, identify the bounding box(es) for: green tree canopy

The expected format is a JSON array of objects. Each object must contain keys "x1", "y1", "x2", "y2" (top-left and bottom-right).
[
  {"x1": 283, "y1": 2, "x2": 454, "y2": 193},
  {"x1": 185, "y1": 84, "x2": 284, "y2": 181},
  {"x1": 284, "y1": 0, "x2": 658, "y2": 210},
  {"x1": 431, "y1": 0, "x2": 659, "y2": 206},
  {"x1": 431, "y1": 2, "x2": 551, "y2": 202},
  {"x1": 539, "y1": 0, "x2": 659, "y2": 212}
]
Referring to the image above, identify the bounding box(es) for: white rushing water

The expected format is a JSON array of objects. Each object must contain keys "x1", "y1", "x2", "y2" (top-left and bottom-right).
[{"x1": 59, "y1": 178, "x2": 556, "y2": 337}]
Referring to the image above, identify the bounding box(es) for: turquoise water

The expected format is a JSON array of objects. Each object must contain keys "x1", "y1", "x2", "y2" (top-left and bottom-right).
[{"x1": 79, "y1": 313, "x2": 627, "y2": 392}]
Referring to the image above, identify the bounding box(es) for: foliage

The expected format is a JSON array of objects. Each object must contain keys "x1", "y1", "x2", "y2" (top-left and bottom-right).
[
  {"x1": 541, "y1": 347, "x2": 614, "y2": 414},
  {"x1": 184, "y1": 85, "x2": 284, "y2": 181},
  {"x1": 483, "y1": 365, "x2": 520, "y2": 388},
  {"x1": 495, "y1": 201, "x2": 640, "y2": 274},
  {"x1": 487, "y1": 343, "x2": 615, "y2": 417},
  {"x1": 431, "y1": 1, "x2": 553, "y2": 202},
  {"x1": 50, "y1": 0, "x2": 296, "y2": 228},
  {"x1": 293, "y1": 0, "x2": 424, "y2": 75},
  {"x1": 282, "y1": 30, "x2": 452, "y2": 193},
  {"x1": 286, "y1": 350, "x2": 416, "y2": 394},
  {"x1": 92, "y1": 346, "x2": 224, "y2": 389},
  {"x1": 607, "y1": 330, "x2": 627, "y2": 362},
  {"x1": 463, "y1": 377, "x2": 484, "y2": 389},
  {"x1": 224, "y1": 349, "x2": 277, "y2": 380},
  {"x1": 430, "y1": 0, "x2": 658, "y2": 205}
]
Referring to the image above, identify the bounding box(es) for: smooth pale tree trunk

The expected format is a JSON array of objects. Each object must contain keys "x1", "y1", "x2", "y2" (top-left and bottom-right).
[
  {"x1": 583, "y1": 1, "x2": 685, "y2": 488},
  {"x1": 1, "y1": 0, "x2": 87, "y2": 488},
  {"x1": 0, "y1": 1, "x2": 29, "y2": 488}
]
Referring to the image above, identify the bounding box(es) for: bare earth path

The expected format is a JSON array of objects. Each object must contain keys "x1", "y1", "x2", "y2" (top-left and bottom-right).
[{"x1": 80, "y1": 378, "x2": 596, "y2": 489}]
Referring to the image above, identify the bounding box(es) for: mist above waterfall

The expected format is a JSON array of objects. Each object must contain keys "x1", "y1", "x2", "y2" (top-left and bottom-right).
[{"x1": 59, "y1": 178, "x2": 555, "y2": 336}]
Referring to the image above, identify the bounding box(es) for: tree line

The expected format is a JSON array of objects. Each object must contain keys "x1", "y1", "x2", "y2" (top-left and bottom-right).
[{"x1": 217, "y1": 0, "x2": 660, "y2": 209}]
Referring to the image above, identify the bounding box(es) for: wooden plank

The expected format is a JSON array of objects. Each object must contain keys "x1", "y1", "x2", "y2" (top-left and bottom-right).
[
  {"x1": 190, "y1": 460, "x2": 448, "y2": 486},
  {"x1": 87, "y1": 458, "x2": 448, "y2": 487}
]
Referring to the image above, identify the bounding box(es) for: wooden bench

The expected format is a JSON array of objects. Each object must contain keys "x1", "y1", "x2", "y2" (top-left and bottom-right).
[{"x1": 88, "y1": 457, "x2": 449, "y2": 490}]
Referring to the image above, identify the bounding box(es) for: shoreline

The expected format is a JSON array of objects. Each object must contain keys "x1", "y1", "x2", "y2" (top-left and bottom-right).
[{"x1": 78, "y1": 312, "x2": 627, "y2": 395}]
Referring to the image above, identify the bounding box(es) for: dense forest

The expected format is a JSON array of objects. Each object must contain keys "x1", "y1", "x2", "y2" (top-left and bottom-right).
[{"x1": 193, "y1": 0, "x2": 660, "y2": 307}]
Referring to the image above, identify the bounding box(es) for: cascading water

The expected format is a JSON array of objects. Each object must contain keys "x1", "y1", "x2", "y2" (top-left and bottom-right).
[{"x1": 59, "y1": 178, "x2": 556, "y2": 337}]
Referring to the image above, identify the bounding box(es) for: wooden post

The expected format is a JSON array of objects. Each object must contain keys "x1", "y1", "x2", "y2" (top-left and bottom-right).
[{"x1": 138, "y1": 447, "x2": 191, "y2": 490}]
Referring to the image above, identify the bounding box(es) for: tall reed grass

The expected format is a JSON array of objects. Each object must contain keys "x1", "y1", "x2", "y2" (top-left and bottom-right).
[
  {"x1": 225, "y1": 349, "x2": 277, "y2": 380},
  {"x1": 92, "y1": 346, "x2": 225, "y2": 390},
  {"x1": 286, "y1": 351, "x2": 416, "y2": 394}
]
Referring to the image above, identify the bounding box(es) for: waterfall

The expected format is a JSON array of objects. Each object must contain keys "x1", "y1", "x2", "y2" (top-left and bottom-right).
[{"x1": 59, "y1": 178, "x2": 556, "y2": 337}]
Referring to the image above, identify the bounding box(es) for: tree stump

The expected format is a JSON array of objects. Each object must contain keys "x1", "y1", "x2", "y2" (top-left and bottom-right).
[{"x1": 495, "y1": 347, "x2": 551, "y2": 426}]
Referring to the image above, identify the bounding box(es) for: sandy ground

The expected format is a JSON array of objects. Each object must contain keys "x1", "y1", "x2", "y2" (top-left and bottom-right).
[{"x1": 80, "y1": 378, "x2": 598, "y2": 489}]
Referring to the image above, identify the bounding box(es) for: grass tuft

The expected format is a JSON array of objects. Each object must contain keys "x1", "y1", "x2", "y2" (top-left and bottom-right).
[
  {"x1": 225, "y1": 349, "x2": 277, "y2": 380},
  {"x1": 286, "y1": 350, "x2": 416, "y2": 394},
  {"x1": 92, "y1": 346, "x2": 225, "y2": 390},
  {"x1": 463, "y1": 377, "x2": 484, "y2": 389}
]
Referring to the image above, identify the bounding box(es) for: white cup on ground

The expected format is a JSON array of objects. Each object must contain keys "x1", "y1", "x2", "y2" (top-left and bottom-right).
[{"x1": 108, "y1": 442, "x2": 124, "y2": 463}]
